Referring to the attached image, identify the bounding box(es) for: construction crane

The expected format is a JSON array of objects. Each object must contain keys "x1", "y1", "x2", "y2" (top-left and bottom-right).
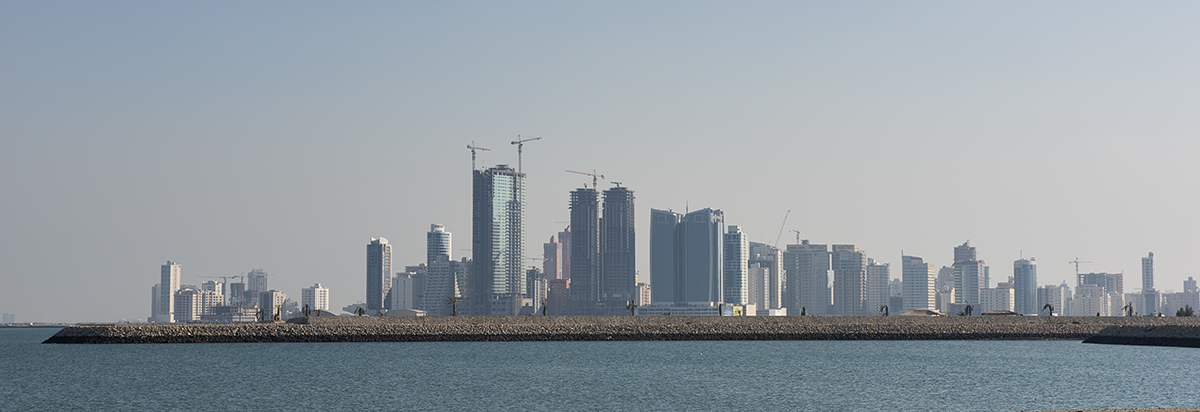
[
  {"x1": 791, "y1": 229, "x2": 801, "y2": 245},
  {"x1": 611, "y1": 181, "x2": 622, "y2": 187},
  {"x1": 510, "y1": 135, "x2": 542, "y2": 173},
  {"x1": 1070, "y1": 257, "x2": 1092, "y2": 276},
  {"x1": 466, "y1": 141, "x2": 490, "y2": 171},
  {"x1": 566, "y1": 169, "x2": 605, "y2": 189},
  {"x1": 772, "y1": 210, "x2": 791, "y2": 248}
]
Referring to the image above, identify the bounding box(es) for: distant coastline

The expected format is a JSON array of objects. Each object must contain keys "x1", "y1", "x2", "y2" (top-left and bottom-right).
[{"x1": 41, "y1": 316, "x2": 1200, "y2": 344}]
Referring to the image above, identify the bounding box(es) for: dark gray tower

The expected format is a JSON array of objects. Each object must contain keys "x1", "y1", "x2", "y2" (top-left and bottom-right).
[
  {"x1": 601, "y1": 186, "x2": 635, "y2": 315},
  {"x1": 366, "y1": 238, "x2": 392, "y2": 312},
  {"x1": 569, "y1": 187, "x2": 600, "y2": 315},
  {"x1": 649, "y1": 209, "x2": 682, "y2": 305}
]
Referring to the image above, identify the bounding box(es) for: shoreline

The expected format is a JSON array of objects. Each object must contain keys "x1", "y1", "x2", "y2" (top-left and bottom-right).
[{"x1": 41, "y1": 316, "x2": 1200, "y2": 344}]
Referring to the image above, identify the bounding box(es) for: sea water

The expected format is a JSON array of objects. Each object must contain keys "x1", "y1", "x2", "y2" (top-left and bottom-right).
[{"x1": 3, "y1": 327, "x2": 1199, "y2": 411}]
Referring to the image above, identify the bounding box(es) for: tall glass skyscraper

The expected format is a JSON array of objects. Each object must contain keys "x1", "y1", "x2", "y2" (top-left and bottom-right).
[
  {"x1": 366, "y1": 238, "x2": 392, "y2": 311},
  {"x1": 157, "y1": 261, "x2": 181, "y2": 323},
  {"x1": 1013, "y1": 258, "x2": 1038, "y2": 315},
  {"x1": 472, "y1": 165, "x2": 526, "y2": 315}
]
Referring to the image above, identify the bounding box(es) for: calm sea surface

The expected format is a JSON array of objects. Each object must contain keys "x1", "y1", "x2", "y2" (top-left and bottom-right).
[{"x1": 3, "y1": 327, "x2": 1200, "y2": 411}]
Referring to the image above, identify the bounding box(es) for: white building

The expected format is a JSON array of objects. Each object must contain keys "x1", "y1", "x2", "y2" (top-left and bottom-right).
[
  {"x1": 302, "y1": 283, "x2": 330, "y2": 312},
  {"x1": 200, "y1": 280, "x2": 224, "y2": 306},
  {"x1": 722, "y1": 225, "x2": 749, "y2": 305},
  {"x1": 902, "y1": 255, "x2": 936, "y2": 313},
  {"x1": 174, "y1": 289, "x2": 221, "y2": 322},
  {"x1": 1073, "y1": 284, "x2": 1109, "y2": 316},
  {"x1": 980, "y1": 287, "x2": 1014, "y2": 313},
  {"x1": 1037, "y1": 284, "x2": 1066, "y2": 316},
  {"x1": 391, "y1": 272, "x2": 417, "y2": 311},
  {"x1": 866, "y1": 259, "x2": 890, "y2": 315},
  {"x1": 156, "y1": 261, "x2": 181, "y2": 323}
]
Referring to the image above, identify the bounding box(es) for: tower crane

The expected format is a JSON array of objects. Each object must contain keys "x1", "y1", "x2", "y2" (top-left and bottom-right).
[
  {"x1": 791, "y1": 229, "x2": 801, "y2": 245},
  {"x1": 772, "y1": 210, "x2": 790, "y2": 248},
  {"x1": 466, "y1": 141, "x2": 490, "y2": 171},
  {"x1": 1069, "y1": 257, "x2": 1092, "y2": 276},
  {"x1": 566, "y1": 169, "x2": 605, "y2": 189},
  {"x1": 510, "y1": 135, "x2": 542, "y2": 173}
]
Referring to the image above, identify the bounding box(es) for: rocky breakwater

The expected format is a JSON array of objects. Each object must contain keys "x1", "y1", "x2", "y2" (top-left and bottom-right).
[
  {"x1": 43, "y1": 316, "x2": 1200, "y2": 344},
  {"x1": 1083, "y1": 324, "x2": 1200, "y2": 348}
]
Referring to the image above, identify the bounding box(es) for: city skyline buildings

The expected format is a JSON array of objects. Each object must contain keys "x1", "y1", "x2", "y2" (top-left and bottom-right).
[{"x1": 9, "y1": 2, "x2": 1200, "y2": 323}]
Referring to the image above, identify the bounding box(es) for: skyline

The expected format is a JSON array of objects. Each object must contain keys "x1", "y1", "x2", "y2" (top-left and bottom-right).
[{"x1": 4, "y1": 2, "x2": 1200, "y2": 322}]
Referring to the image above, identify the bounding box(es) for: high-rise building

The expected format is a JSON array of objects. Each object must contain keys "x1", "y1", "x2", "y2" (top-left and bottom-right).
[
  {"x1": 367, "y1": 238, "x2": 393, "y2": 312},
  {"x1": 259, "y1": 290, "x2": 287, "y2": 320},
  {"x1": 649, "y1": 209, "x2": 682, "y2": 305},
  {"x1": 1013, "y1": 258, "x2": 1038, "y2": 315},
  {"x1": 569, "y1": 187, "x2": 601, "y2": 315},
  {"x1": 247, "y1": 268, "x2": 269, "y2": 295},
  {"x1": 782, "y1": 241, "x2": 830, "y2": 315},
  {"x1": 832, "y1": 245, "x2": 868, "y2": 315},
  {"x1": 1072, "y1": 284, "x2": 1109, "y2": 316},
  {"x1": 157, "y1": 261, "x2": 181, "y2": 323},
  {"x1": 1077, "y1": 272, "x2": 1123, "y2": 295},
  {"x1": 601, "y1": 186, "x2": 636, "y2": 314},
  {"x1": 723, "y1": 225, "x2": 749, "y2": 306},
  {"x1": 1, "y1": 313, "x2": 14, "y2": 324},
  {"x1": 149, "y1": 284, "x2": 159, "y2": 322},
  {"x1": 424, "y1": 258, "x2": 469, "y2": 316},
  {"x1": 543, "y1": 236, "x2": 563, "y2": 280},
  {"x1": 547, "y1": 279, "x2": 570, "y2": 316},
  {"x1": 647, "y1": 208, "x2": 724, "y2": 306},
  {"x1": 980, "y1": 286, "x2": 1014, "y2": 313},
  {"x1": 472, "y1": 165, "x2": 527, "y2": 316},
  {"x1": 1186, "y1": 277, "x2": 1198, "y2": 293},
  {"x1": 952, "y1": 241, "x2": 985, "y2": 305},
  {"x1": 527, "y1": 267, "x2": 547, "y2": 314},
  {"x1": 636, "y1": 282, "x2": 651, "y2": 306},
  {"x1": 428, "y1": 224, "x2": 451, "y2": 266},
  {"x1": 558, "y1": 226, "x2": 572, "y2": 280},
  {"x1": 302, "y1": 283, "x2": 329, "y2": 312},
  {"x1": 1142, "y1": 252, "x2": 1155, "y2": 292},
  {"x1": 866, "y1": 258, "x2": 890, "y2": 315},
  {"x1": 391, "y1": 272, "x2": 418, "y2": 310},
  {"x1": 748, "y1": 242, "x2": 782, "y2": 311},
  {"x1": 175, "y1": 288, "x2": 221, "y2": 322},
  {"x1": 1037, "y1": 284, "x2": 1065, "y2": 316},
  {"x1": 902, "y1": 255, "x2": 936, "y2": 313}
]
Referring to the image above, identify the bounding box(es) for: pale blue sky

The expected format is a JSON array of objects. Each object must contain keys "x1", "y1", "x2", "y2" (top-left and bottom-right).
[{"x1": 3, "y1": 2, "x2": 1200, "y2": 322}]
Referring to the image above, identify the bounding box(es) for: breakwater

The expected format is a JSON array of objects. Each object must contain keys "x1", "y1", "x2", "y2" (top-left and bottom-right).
[
  {"x1": 42, "y1": 316, "x2": 1200, "y2": 344},
  {"x1": 1083, "y1": 325, "x2": 1200, "y2": 348}
]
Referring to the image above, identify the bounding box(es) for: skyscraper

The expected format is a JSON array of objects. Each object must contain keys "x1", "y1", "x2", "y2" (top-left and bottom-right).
[
  {"x1": 569, "y1": 187, "x2": 600, "y2": 315},
  {"x1": 782, "y1": 241, "x2": 830, "y2": 316},
  {"x1": 1142, "y1": 252, "x2": 1155, "y2": 291},
  {"x1": 902, "y1": 255, "x2": 935, "y2": 313},
  {"x1": 649, "y1": 209, "x2": 682, "y2": 304},
  {"x1": 157, "y1": 261, "x2": 181, "y2": 323},
  {"x1": 680, "y1": 208, "x2": 724, "y2": 304},
  {"x1": 832, "y1": 245, "x2": 868, "y2": 315},
  {"x1": 367, "y1": 237, "x2": 392, "y2": 312},
  {"x1": 558, "y1": 226, "x2": 572, "y2": 280},
  {"x1": 953, "y1": 241, "x2": 985, "y2": 305},
  {"x1": 866, "y1": 258, "x2": 890, "y2": 314},
  {"x1": 302, "y1": 283, "x2": 329, "y2": 312},
  {"x1": 601, "y1": 185, "x2": 636, "y2": 314},
  {"x1": 1013, "y1": 258, "x2": 1038, "y2": 315},
  {"x1": 472, "y1": 165, "x2": 526, "y2": 316},
  {"x1": 723, "y1": 225, "x2": 749, "y2": 306},
  {"x1": 647, "y1": 207, "x2": 724, "y2": 305},
  {"x1": 427, "y1": 224, "x2": 451, "y2": 266},
  {"x1": 543, "y1": 235, "x2": 562, "y2": 280},
  {"x1": 748, "y1": 242, "x2": 782, "y2": 312}
]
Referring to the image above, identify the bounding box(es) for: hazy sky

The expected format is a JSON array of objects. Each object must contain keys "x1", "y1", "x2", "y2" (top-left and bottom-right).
[{"x1": 4, "y1": 2, "x2": 1200, "y2": 322}]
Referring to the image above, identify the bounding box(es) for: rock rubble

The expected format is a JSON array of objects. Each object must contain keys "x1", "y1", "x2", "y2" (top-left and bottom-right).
[{"x1": 43, "y1": 316, "x2": 1200, "y2": 344}]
